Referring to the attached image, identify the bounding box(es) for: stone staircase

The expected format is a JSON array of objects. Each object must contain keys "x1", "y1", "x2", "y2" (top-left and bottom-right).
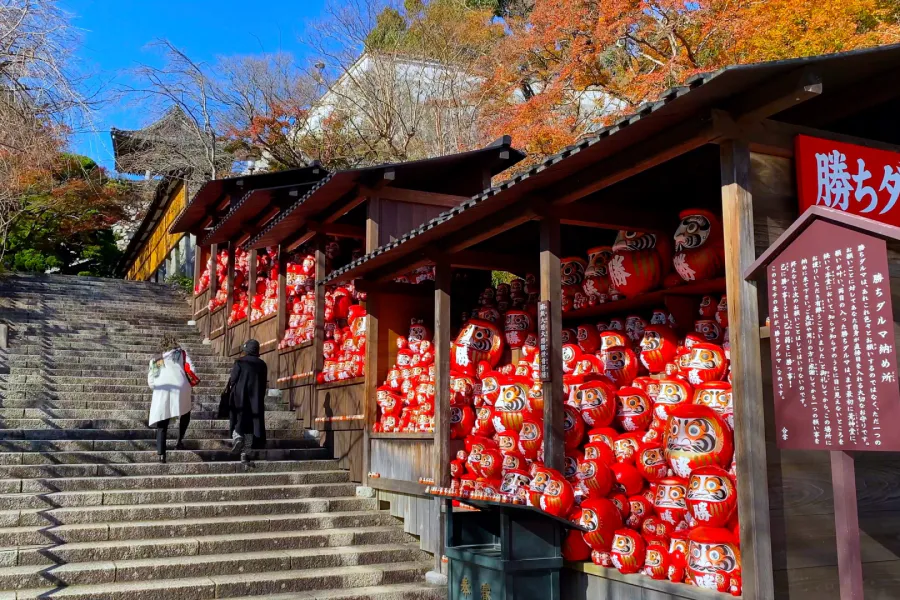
[{"x1": 0, "y1": 274, "x2": 443, "y2": 600}]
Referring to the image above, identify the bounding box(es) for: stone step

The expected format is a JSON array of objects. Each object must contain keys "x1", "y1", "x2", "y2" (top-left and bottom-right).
[
  {"x1": 6, "y1": 525, "x2": 409, "y2": 567},
  {"x1": 0, "y1": 392, "x2": 248, "y2": 404},
  {"x1": 0, "y1": 448, "x2": 322, "y2": 466},
  {"x1": 0, "y1": 509, "x2": 397, "y2": 546},
  {"x1": 1, "y1": 543, "x2": 426, "y2": 590},
  {"x1": 12, "y1": 560, "x2": 429, "y2": 600},
  {"x1": 0, "y1": 485, "x2": 366, "y2": 510},
  {"x1": 0, "y1": 417, "x2": 301, "y2": 430},
  {"x1": 4, "y1": 357, "x2": 232, "y2": 368},
  {"x1": 0, "y1": 428, "x2": 309, "y2": 442},
  {"x1": 8, "y1": 366, "x2": 231, "y2": 377},
  {"x1": 226, "y1": 583, "x2": 445, "y2": 600},
  {"x1": 0, "y1": 439, "x2": 308, "y2": 453},
  {"x1": 0, "y1": 409, "x2": 290, "y2": 422},
  {"x1": 0, "y1": 495, "x2": 378, "y2": 527},
  {"x1": 0, "y1": 400, "x2": 291, "y2": 414},
  {"x1": 7, "y1": 463, "x2": 343, "y2": 493},
  {"x1": 4, "y1": 384, "x2": 228, "y2": 394},
  {"x1": 9, "y1": 562, "x2": 428, "y2": 600}
]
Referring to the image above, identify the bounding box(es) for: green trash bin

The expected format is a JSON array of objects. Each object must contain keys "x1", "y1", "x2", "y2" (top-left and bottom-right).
[{"x1": 444, "y1": 498, "x2": 585, "y2": 600}]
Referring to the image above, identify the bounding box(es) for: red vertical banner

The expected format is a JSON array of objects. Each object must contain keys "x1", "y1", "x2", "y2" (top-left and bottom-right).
[
  {"x1": 766, "y1": 218, "x2": 900, "y2": 451},
  {"x1": 796, "y1": 135, "x2": 900, "y2": 227}
]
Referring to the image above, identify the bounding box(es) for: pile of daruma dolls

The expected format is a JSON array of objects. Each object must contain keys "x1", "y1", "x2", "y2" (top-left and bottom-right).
[
  {"x1": 415, "y1": 283, "x2": 739, "y2": 595},
  {"x1": 278, "y1": 252, "x2": 317, "y2": 348},
  {"x1": 197, "y1": 249, "x2": 230, "y2": 310},
  {"x1": 226, "y1": 248, "x2": 252, "y2": 325},
  {"x1": 249, "y1": 248, "x2": 279, "y2": 322},
  {"x1": 317, "y1": 284, "x2": 367, "y2": 383},
  {"x1": 559, "y1": 208, "x2": 725, "y2": 312}
]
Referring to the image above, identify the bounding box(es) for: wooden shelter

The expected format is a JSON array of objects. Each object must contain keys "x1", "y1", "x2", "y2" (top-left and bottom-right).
[
  {"x1": 171, "y1": 140, "x2": 525, "y2": 480},
  {"x1": 325, "y1": 44, "x2": 900, "y2": 599}
]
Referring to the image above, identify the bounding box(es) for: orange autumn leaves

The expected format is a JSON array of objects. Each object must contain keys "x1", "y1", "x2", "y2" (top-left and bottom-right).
[{"x1": 480, "y1": 0, "x2": 900, "y2": 162}]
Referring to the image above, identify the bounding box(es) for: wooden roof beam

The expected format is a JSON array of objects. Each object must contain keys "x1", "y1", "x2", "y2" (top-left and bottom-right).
[
  {"x1": 546, "y1": 202, "x2": 674, "y2": 233},
  {"x1": 447, "y1": 250, "x2": 537, "y2": 274},
  {"x1": 284, "y1": 229, "x2": 317, "y2": 253},
  {"x1": 549, "y1": 113, "x2": 719, "y2": 206},
  {"x1": 361, "y1": 185, "x2": 469, "y2": 208},
  {"x1": 308, "y1": 221, "x2": 366, "y2": 238},
  {"x1": 723, "y1": 66, "x2": 822, "y2": 124}
]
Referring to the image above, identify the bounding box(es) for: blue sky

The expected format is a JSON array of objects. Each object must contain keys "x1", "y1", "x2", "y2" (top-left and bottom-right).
[{"x1": 64, "y1": 0, "x2": 329, "y2": 170}]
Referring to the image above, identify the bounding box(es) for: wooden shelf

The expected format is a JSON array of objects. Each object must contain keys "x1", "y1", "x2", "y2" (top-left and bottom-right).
[
  {"x1": 760, "y1": 325, "x2": 770, "y2": 339},
  {"x1": 563, "y1": 277, "x2": 726, "y2": 321},
  {"x1": 278, "y1": 340, "x2": 314, "y2": 354},
  {"x1": 370, "y1": 432, "x2": 435, "y2": 440},
  {"x1": 250, "y1": 313, "x2": 277, "y2": 326},
  {"x1": 368, "y1": 476, "x2": 430, "y2": 497},
  {"x1": 317, "y1": 376, "x2": 365, "y2": 391},
  {"x1": 565, "y1": 561, "x2": 733, "y2": 599},
  {"x1": 227, "y1": 317, "x2": 248, "y2": 328}
]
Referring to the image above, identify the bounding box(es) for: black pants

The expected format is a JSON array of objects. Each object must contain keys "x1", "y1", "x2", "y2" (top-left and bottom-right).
[{"x1": 156, "y1": 413, "x2": 191, "y2": 455}]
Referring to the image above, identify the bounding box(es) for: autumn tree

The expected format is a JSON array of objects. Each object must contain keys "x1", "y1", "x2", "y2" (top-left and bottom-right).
[{"x1": 479, "y1": 0, "x2": 900, "y2": 163}]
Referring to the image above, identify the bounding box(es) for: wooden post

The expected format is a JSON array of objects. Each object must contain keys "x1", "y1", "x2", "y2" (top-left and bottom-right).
[
  {"x1": 277, "y1": 245, "x2": 287, "y2": 343},
  {"x1": 207, "y1": 243, "x2": 218, "y2": 340},
  {"x1": 539, "y1": 217, "x2": 564, "y2": 471},
  {"x1": 432, "y1": 258, "x2": 452, "y2": 573},
  {"x1": 192, "y1": 240, "x2": 203, "y2": 319},
  {"x1": 247, "y1": 247, "x2": 258, "y2": 323},
  {"x1": 312, "y1": 235, "x2": 327, "y2": 427},
  {"x1": 831, "y1": 451, "x2": 864, "y2": 599},
  {"x1": 720, "y1": 139, "x2": 775, "y2": 599},
  {"x1": 362, "y1": 291, "x2": 378, "y2": 488},
  {"x1": 366, "y1": 197, "x2": 381, "y2": 252},
  {"x1": 225, "y1": 243, "x2": 236, "y2": 357}
]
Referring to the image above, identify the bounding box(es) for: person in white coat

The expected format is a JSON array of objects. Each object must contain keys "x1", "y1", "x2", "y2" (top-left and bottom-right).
[{"x1": 147, "y1": 334, "x2": 193, "y2": 463}]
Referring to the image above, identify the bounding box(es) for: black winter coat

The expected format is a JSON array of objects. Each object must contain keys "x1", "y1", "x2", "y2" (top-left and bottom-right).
[{"x1": 221, "y1": 355, "x2": 267, "y2": 448}]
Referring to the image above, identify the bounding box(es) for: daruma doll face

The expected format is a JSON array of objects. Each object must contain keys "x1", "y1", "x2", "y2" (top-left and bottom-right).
[
  {"x1": 687, "y1": 466, "x2": 736, "y2": 527},
  {"x1": 665, "y1": 404, "x2": 734, "y2": 478},
  {"x1": 687, "y1": 527, "x2": 741, "y2": 590}
]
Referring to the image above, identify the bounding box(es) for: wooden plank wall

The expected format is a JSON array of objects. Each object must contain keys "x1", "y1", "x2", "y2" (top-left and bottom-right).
[
  {"x1": 227, "y1": 319, "x2": 249, "y2": 357},
  {"x1": 375, "y1": 200, "x2": 446, "y2": 248},
  {"x1": 317, "y1": 380, "x2": 365, "y2": 483},
  {"x1": 751, "y1": 152, "x2": 900, "y2": 599},
  {"x1": 209, "y1": 308, "x2": 227, "y2": 356},
  {"x1": 377, "y1": 489, "x2": 441, "y2": 556},
  {"x1": 371, "y1": 439, "x2": 434, "y2": 481}
]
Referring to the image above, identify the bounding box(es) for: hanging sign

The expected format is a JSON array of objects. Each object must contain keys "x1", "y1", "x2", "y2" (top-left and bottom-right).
[
  {"x1": 538, "y1": 301, "x2": 551, "y2": 381},
  {"x1": 796, "y1": 134, "x2": 900, "y2": 227},
  {"x1": 765, "y1": 218, "x2": 900, "y2": 451}
]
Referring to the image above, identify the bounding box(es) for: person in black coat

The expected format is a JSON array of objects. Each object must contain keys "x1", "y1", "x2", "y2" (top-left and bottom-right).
[{"x1": 221, "y1": 339, "x2": 267, "y2": 463}]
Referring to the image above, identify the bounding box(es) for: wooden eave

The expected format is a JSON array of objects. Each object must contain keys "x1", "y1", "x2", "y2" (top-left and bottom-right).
[{"x1": 245, "y1": 137, "x2": 527, "y2": 251}]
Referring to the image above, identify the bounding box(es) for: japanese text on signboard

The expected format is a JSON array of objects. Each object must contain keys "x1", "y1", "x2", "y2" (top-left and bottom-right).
[
  {"x1": 797, "y1": 135, "x2": 900, "y2": 227},
  {"x1": 767, "y1": 219, "x2": 900, "y2": 451}
]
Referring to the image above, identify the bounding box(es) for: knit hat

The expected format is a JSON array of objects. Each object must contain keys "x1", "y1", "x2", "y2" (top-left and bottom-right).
[{"x1": 242, "y1": 339, "x2": 261, "y2": 356}]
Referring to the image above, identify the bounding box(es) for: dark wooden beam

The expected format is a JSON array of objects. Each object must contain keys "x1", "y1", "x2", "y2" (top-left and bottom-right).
[
  {"x1": 714, "y1": 113, "x2": 900, "y2": 158},
  {"x1": 440, "y1": 201, "x2": 542, "y2": 254},
  {"x1": 724, "y1": 66, "x2": 822, "y2": 124},
  {"x1": 366, "y1": 197, "x2": 380, "y2": 252},
  {"x1": 323, "y1": 188, "x2": 366, "y2": 224},
  {"x1": 284, "y1": 229, "x2": 316, "y2": 253},
  {"x1": 354, "y1": 279, "x2": 434, "y2": 296},
  {"x1": 540, "y1": 217, "x2": 564, "y2": 472},
  {"x1": 432, "y1": 258, "x2": 452, "y2": 573},
  {"x1": 447, "y1": 250, "x2": 537, "y2": 274},
  {"x1": 307, "y1": 222, "x2": 366, "y2": 238},
  {"x1": 720, "y1": 139, "x2": 774, "y2": 599},
  {"x1": 546, "y1": 202, "x2": 674, "y2": 233},
  {"x1": 549, "y1": 113, "x2": 718, "y2": 205},
  {"x1": 364, "y1": 185, "x2": 469, "y2": 208},
  {"x1": 788, "y1": 68, "x2": 900, "y2": 128}
]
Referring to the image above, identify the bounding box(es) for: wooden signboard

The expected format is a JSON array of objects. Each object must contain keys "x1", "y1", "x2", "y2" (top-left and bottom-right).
[
  {"x1": 765, "y1": 218, "x2": 900, "y2": 451},
  {"x1": 796, "y1": 134, "x2": 900, "y2": 227},
  {"x1": 748, "y1": 205, "x2": 900, "y2": 600},
  {"x1": 538, "y1": 301, "x2": 551, "y2": 382}
]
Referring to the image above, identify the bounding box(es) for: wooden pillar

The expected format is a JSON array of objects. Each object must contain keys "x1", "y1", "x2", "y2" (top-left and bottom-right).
[
  {"x1": 362, "y1": 290, "x2": 378, "y2": 486},
  {"x1": 539, "y1": 217, "x2": 564, "y2": 472},
  {"x1": 192, "y1": 241, "x2": 203, "y2": 317},
  {"x1": 247, "y1": 247, "x2": 258, "y2": 323},
  {"x1": 312, "y1": 235, "x2": 327, "y2": 426},
  {"x1": 277, "y1": 245, "x2": 287, "y2": 342},
  {"x1": 432, "y1": 258, "x2": 452, "y2": 573},
  {"x1": 224, "y1": 243, "x2": 236, "y2": 357},
  {"x1": 720, "y1": 140, "x2": 775, "y2": 599},
  {"x1": 207, "y1": 243, "x2": 218, "y2": 340},
  {"x1": 366, "y1": 197, "x2": 381, "y2": 252}
]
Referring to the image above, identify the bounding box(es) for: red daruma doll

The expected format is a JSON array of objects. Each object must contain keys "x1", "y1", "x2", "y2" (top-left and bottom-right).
[
  {"x1": 451, "y1": 319, "x2": 504, "y2": 376},
  {"x1": 687, "y1": 527, "x2": 742, "y2": 591},
  {"x1": 687, "y1": 466, "x2": 737, "y2": 527},
  {"x1": 610, "y1": 528, "x2": 646, "y2": 574},
  {"x1": 579, "y1": 498, "x2": 623, "y2": 552},
  {"x1": 665, "y1": 404, "x2": 734, "y2": 478},
  {"x1": 539, "y1": 469, "x2": 575, "y2": 518}
]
